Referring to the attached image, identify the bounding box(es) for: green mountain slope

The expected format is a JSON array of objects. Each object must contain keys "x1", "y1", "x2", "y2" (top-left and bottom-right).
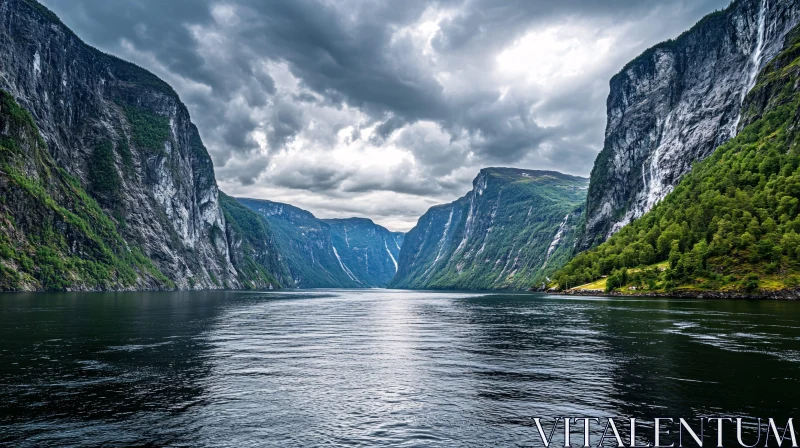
[
  {"x1": 219, "y1": 193, "x2": 293, "y2": 289},
  {"x1": 390, "y1": 168, "x2": 588, "y2": 290},
  {"x1": 0, "y1": 90, "x2": 171, "y2": 291},
  {"x1": 237, "y1": 198, "x2": 359, "y2": 288},
  {"x1": 554, "y1": 25, "x2": 800, "y2": 297}
]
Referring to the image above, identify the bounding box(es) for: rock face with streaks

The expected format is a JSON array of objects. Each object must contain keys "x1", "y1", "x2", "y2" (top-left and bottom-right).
[
  {"x1": 323, "y1": 218, "x2": 405, "y2": 288},
  {"x1": 237, "y1": 198, "x2": 403, "y2": 288},
  {"x1": 582, "y1": 0, "x2": 800, "y2": 249},
  {"x1": 0, "y1": 0, "x2": 289, "y2": 290},
  {"x1": 390, "y1": 168, "x2": 588, "y2": 290}
]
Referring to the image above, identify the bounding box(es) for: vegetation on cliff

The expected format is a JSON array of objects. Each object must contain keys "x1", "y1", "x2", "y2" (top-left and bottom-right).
[
  {"x1": 554, "y1": 27, "x2": 800, "y2": 295},
  {"x1": 0, "y1": 90, "x2": 172, "y2": 291},
  {"x1": 219, "y1": 192, "x2": 290, "y2": 289},
  {"x1": 120, "y1": 103, "x2": 172, "y2": 156}
]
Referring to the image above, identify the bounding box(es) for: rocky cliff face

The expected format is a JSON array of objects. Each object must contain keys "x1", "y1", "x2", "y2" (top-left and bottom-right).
[
  {"x1": 582, "y1": 0, "x2": 800, "y2": 249},
  {"x1": 237, "y1": 198, "x2": 403, "y2": 288},
  {"x1": 555, "y1": 23, "x2": 800, "y2": 295},
  {"x1": 0, "y1": 89, "x2": 173, "y2": 290},
  {"x1": 0, "y1": 0, "x2": 288, "y2": 290},
  {"x1": 390, "y1": 168, "x2": 587, "y2": 290}
]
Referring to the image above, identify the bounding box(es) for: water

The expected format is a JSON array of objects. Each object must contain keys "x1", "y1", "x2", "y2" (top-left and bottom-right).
[{"x1": 2, "y1": 290, "x2": 800, "y2": 447}]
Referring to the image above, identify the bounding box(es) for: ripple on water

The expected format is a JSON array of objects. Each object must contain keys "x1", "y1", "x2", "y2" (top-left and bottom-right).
[{"x1": 1, "y1": 290, "x2": 800, "y2": 447}]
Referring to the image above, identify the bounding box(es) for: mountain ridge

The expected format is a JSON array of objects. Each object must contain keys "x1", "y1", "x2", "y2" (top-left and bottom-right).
[{"x1": 237, "y1": 197, "x2": 403, "y2": 288}]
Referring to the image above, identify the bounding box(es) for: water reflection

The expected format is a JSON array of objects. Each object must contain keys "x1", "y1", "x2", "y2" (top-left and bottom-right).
[{"x1": 1, "y1": 291, "x2": 800, "y2": 446}]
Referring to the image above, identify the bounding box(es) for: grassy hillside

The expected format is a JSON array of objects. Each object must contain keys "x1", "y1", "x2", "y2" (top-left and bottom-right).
[{"x1": 554, "y1": 26, "x2": 800, "y2": 296}]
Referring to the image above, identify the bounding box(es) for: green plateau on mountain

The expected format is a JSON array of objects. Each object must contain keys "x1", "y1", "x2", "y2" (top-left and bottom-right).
[{"x1": 553, "y1": 25, "x2": 800, "y2": 297}]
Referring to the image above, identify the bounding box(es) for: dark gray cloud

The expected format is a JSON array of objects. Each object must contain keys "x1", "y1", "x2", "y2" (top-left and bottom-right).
[{"x1": 41, "y1": 0, "x2": 731, "y2": 230}]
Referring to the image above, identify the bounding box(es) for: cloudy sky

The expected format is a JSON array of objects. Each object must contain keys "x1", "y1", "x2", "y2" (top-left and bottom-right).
[{"x1": 43, "y1": 0, "x2": 730, "y2": 231}]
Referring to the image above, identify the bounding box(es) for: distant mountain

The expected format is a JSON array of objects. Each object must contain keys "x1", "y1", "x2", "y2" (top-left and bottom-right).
[
  {"x1": 237, "y1": 198, "x2": 403, "y2": 288},
  {"x1": 391, "y1": 232, "x2": 406, "y2": 250},
  {"x1": 323, "y1": 218, "x2": 405, "y2": 287},
  {"x1": 0, "y1": 0, "x2": 289, "y2": 290},
  {"x1": 390, "y1": 168, "x2": 588, "y2": 290},
  {"x1": 582, "y1": 0, "x2": 800, "y2": 249}
]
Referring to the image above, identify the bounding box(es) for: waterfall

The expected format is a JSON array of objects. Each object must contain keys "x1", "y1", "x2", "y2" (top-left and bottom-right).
[
  {"x1": 384, "y1": 240, "x2": 398, "y2": 272},
  {"x1": 542, "y1": 213, "x2": 571, "y2": 269},
  {"x1": 727, "y1": 0, "x2": 769, "y2": 142},
  {"x1": 332, "y1": 246, "x2": 359, "y2": 283},
  {"x1": 742, "y1": 0, "x2": 769, "y2": 103}
]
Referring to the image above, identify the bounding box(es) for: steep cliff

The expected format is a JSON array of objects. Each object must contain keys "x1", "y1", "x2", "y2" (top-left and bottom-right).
[
  {"x1": 0, "y1": 0, "x2": 289, "y2": 290},
  {"x1": 556, "y1": 24, "x2": 800, "y2": 296},
  {"x1": 237, "y1": 198, "x2": 403, "y2": 288},
  {"x1": 0, "y1": 89, "x2": 173, "y2": 290},
  {"x1": 583, "y1": 0, "x2": 800, "y2": 249},
  {"x1": 390, "y1": 168, "x2": 587, "y2": 290}
]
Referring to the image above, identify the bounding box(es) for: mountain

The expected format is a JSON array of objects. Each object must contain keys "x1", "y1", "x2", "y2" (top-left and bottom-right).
[
  {"x1": 555, "y1": 23, "x2": 800, "y2": 297},
  {"x1": 0, "y1": 0, "x2": 290, "y2": 290},
  {"x1": 219, "y1": 193, "x2": 293, "y2": 289},
  {"x1": 323, "y1": 218, "x2": 405, "y2": 287},
  {"x1": 389, "y1": 168, "x2": 588, "y2": 290},
  {"x1": 237, "y1": 198, "x2": 403, "y2": 288},
  {"x1": 582, "y1": 0, "x2": 800, "y2": 249},
  {"x1": 391, "y1": 232, "x2": 405, "y2": 250}
]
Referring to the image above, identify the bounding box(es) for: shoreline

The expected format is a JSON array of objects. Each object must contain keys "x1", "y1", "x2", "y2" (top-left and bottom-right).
[{"x1": 551, "y1": 288, "x2": 800, "y2": 300}]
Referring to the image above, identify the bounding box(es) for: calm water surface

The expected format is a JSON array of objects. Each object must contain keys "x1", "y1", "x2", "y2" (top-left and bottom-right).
[{"x1": 1, "y1": 290, "x2": 800, "y2": 447}]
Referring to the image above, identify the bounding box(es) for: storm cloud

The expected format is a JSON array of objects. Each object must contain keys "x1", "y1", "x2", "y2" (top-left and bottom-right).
[{"x1": 42, "y1": 0, "x2": 731, "y2": 230}]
